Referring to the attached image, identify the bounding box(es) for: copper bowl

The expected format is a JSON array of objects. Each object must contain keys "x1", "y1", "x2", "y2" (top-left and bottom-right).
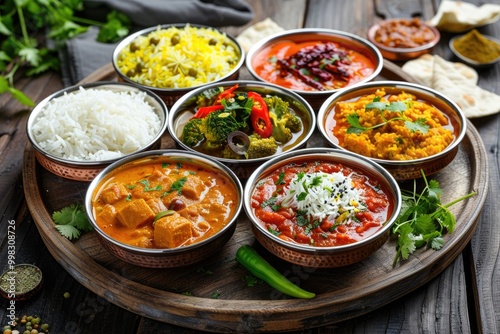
[
  {"x1": 367, "y1": 18, "x2": 440, "y2": 61},
  {"x1": 168, "y1": 80, "x2": 316, "y2": 178},
  {"x1": 26, "y1": 82, "x2": 168, "y2": 182},
  {"x1": 85, "y1": 149, "x2": 243, "y2": 268},
  {"x1": 317, "y1": 81, "x2": 467, "y2": 180},
  {"x1": 243, "y1": 148, "x2": 402, "y2": 268},
  {"x1": 245, "y1": 28, "x2": 383, "y2": 111},
  {"x1": 112, "y1": 24, "x2": 244, "y2": 108},
  {"x1": 0, "y1": 264, "x2": 43, "y2": 301}
]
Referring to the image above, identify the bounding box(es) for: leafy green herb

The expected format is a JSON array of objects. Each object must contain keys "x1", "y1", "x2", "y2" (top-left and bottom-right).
[
  {"x1": 276, "y1": 172, "x2": 286, "y2": 185},
  {"x1": 243, "y1": 275, "x2": 263, "y2": 287},
  {"x1": 139, "y1": 179, "x2": 162, "y2": 192},
  {"x1": 210, "y1": 291, "x2": 220, "y2": 299},
  {"x1": 162, "y1": 177, "x2": 187, "y2": 196},
  {"x1": 346, "y1": 97, "x2": 430, "y2": 135},
  {"x1": 261, "y1": 196, "x2": 280, "y2": 211},
  {"x1": 392, "y1": 170, "x2": 476, "y2": 267},
  {"x1": 52, "y1": 203, "x2": 93, "y2": 240},
  {"x1": 0, "y1": 0, "x2": 131, "y2": 106}
]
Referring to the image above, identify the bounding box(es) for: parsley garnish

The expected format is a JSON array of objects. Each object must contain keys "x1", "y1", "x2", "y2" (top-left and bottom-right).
[
  {"x1": 347, "y1": 96, "x2": 430, "y2": 135},
  {"x1": 391, "y1": 170, "x2": 476, "y2": 267},
  {"x1": 52, "y1": 203, "x2": 93, "y2": 240}
]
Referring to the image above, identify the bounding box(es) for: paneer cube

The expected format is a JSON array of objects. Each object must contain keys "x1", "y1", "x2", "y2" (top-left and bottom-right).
[
  {"x1": 154, "y1": 213, "x2": 193, "y2": 248},
  {"x1": 100, "y1": 183, "x2": 129, "y2": 204},
  {"x1": 116, "y1": 198, "x2": 155, "y2": 228},
  {"x1": 180, "y1": 175, "x2": 205, "y2": 200},
  {"x1": 97, "y1": 204, "x2": 117, "y2": 226}
]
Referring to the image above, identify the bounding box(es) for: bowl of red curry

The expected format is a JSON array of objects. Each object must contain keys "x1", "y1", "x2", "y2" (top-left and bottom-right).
[
  {"x1": 85, "y1": 149, "x2": 243, "y2": 268},
  {"x1": 317, "y1": 81, "x2": 467, "y2": 180},
  {"x1": 243, "y1": 147, "x2": 402, "y2": 268},
  {"x1": 245, "y1": 28, "x2": 383, "y2": 110},
  {"x1": 367, "y1": 18, "x2": 440, "y2": 61}
]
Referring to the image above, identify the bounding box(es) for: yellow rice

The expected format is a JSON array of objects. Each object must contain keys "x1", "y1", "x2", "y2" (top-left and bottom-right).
[
  {"x1": 117, "y1": 25, "x2": 240, "y2": 89},
  {"x1": 333, "y1": 89, "x2": 454, "y2": 160}
]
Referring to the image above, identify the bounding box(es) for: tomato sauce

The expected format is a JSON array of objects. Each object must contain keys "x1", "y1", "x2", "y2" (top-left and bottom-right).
[
  {"x1": 251, "y1": 40, "x2": 376, "y2": 91},
  {"x1": 251, "y1": 160, "x2": 393, "y2": 247}
]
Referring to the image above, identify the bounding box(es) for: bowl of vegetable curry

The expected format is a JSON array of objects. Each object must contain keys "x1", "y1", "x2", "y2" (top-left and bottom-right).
[{"x1": 85, "y1": 149, "x2": 243, "y2": 268}]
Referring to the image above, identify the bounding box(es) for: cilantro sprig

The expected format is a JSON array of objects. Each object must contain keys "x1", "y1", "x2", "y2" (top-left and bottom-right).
[
  {"x1": 391, "y1": 170, "x2": 476, "y2": 267},
  {"x1": 346, "y1": 96, "x2": 430, "y2": 135},
  {"x1": 0, "y1": 0, "x2": 131, "y2": 106},
  {"x1": 52, "y1": 203, "x2": 93, "y2": 240}
]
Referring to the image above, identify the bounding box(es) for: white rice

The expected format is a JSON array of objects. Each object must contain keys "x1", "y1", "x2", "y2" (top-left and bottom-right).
[{"x1": 32, "y1": 86, "x2": 162, "y2": 161}]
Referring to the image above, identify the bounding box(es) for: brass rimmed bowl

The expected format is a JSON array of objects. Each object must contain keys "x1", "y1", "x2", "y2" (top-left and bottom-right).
[
  {"x1": 85, "y1": 149, "x2": 243, "y2": 268},
  {"x1": 243, "y1": 147, "x2": 402, "y2": 268},
  {"x1": 26, "y1": 82, "x2": 168, "y2": 182},
  {"x1": 246, "y1": 28, "x2": 383, "y2": 110},
  {"x1": 317, "y1": 81, "x2": 467, "y2": 180},
  {"x1": 112, "y1": 23, "x2": 244, "y2": 108},
  {"x1": 168, "y1": 80, "x2": 316, "y2": 178},
  {"x1": 367, "y1": 18, "x2": 440, "y2": 61}
]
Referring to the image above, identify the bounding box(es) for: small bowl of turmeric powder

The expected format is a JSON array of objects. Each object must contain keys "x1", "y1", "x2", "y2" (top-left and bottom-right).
[{"x1": 450, "y1": 29, "x2": 500, "y2": 68}]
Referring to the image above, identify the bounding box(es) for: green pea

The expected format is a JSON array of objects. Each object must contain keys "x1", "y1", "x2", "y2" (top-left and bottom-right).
[{"x1": 171, "y1": 34, "x2": 180, "y2": 45}]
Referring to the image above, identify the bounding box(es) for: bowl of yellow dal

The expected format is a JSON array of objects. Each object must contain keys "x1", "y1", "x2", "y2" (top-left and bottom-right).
[
  {"x1": 112, "y1": 24, "x2": 244, "y2": 108},
  {"x1": 317, "y1": 81, "x2": 467, "y2": 180}
]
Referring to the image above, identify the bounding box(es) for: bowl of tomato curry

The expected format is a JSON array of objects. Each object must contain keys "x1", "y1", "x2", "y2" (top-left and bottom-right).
[
  {"x1": 85, "y1": 149, "x2": 243, "y2": 268},
  {"x1": 246, "y1": 28, "x2": 383, "y2": 110},
  {"x1": 244, "y1": 148, "x2": 402, "y2": 268}
]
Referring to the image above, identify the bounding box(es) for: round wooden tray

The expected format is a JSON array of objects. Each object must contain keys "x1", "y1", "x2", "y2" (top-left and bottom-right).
[{"x1": 23, "y1": 62, "x2": 489, "y2": 333}]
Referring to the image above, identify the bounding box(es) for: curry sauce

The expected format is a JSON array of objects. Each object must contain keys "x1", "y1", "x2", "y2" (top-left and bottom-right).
[{"x1": 91, "y1": 157, "x2": 239, "y2": 249}]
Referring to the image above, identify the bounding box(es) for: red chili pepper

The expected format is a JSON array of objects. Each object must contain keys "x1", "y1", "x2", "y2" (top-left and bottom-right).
[
  {"x1": 191, "y1": 105, "x2": 224, "y2": 119},
  {"x1": 248, "y1": 91, "x2": 273, "y2": 138},
  {"x1": 216, "y1": 84, "x2": 239, "y2": 103}
]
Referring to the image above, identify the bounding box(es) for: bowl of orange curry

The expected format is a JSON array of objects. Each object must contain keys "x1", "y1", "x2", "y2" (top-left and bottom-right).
[
  {"x1": 244, "y1": 147, "x2": 402, "y2": 268},
  {"x1": 367, "y1": 18, "x2": 440, "y2": 61},
  {"x1": 85, "y1": 149, "x2": 243, "y2": 268},
  {"x1": 245, "y1": 28, "x2": 383, "y2": 110},
  {"x1": 317, "y1": 81, "x2": 467, "y2": 180}
]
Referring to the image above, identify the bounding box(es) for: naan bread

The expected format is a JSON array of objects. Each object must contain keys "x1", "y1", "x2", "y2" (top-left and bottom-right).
[
  {"x1": 430, "y1": 55, "x2": 500, "y2": 118},
  {"x1": 402, "y1": 54, "x2": 478, "y2": 87},
  {"x1": 237, "y1": 18, "x2": 285, "y2": 53},
  {"x1": 428, "y1": 0, "x2": 500, "y2": 33}
]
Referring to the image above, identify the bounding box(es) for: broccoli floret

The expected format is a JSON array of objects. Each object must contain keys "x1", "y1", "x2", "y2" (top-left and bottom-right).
[
  {"x1": 265, "y1": 96, "x2": 303, "y2": 144},
  {"x1": 246, "y1": 134, "x2": 278, "y2": 159},
  {"x1": 180, "y1": 118, "x2": 205, "y2": 147},
  {"x1": 204, "y1": 109, "x2": 243, "y2": 146}
]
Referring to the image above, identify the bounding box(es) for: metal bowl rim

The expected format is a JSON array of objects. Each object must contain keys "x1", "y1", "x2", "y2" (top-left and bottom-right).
[
  {"x1": 84, "y1": 149, "x2": 244, "y2": 255},
  {"x1": 243, "y1": 147, "x2": 402, "y2": 253},
  {"x1": 167, "y1": 79, "x2": 317, "y2": 164},
  {"x1": 316, "y1": 80, "x2": 468, "y2": 166}
]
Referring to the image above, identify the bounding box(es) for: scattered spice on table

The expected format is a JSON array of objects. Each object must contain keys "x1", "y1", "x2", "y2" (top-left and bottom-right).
[{"x1": 452, "y1": 29, "x2": 500, "y2": 63}]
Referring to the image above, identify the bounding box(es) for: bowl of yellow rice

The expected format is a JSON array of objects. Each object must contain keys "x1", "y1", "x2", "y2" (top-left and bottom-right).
[
  {"x1": 112, "y1": 24, "x2": 244, "y2": 108},
  {"x1": 317, "y1": 81, "x2": 467, "y2": 180}
]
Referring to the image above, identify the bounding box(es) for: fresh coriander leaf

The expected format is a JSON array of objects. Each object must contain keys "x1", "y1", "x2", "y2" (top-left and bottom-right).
[
  {"x1": 52, "y1": 203, "x2": 93, "y2": 239},
  {"x1": 55, "y1": 224, "x2": 81, "y2": 240},
  {"x1": 243, "y1": 275, "x2": 263, "y2": 287},
  {"x1": 385, "y1": 101, "x2": 407, "y2": 112},
  {"x1": 0, "y1": 76, "x2": 9, "y2": 93},
  {"x1": 365, "y1": 101, "x2": 389, "y2": 110},
  {"x1": 430, "y1": 236, "x2": 444, "y2": 250},
  {"x1": 405, "y1": 119, "x2": 429, "y2": 133},
  {"x1": 0, "y1": 21, "x2": 11, "y2": 36},
  {"x1": 19, "y1": 46, "x2": 41, "y2": 66}
]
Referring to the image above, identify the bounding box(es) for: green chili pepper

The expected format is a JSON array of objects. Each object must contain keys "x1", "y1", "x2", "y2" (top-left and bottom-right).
[{"x1": 235, "y1": 245, "x2": 315, "y2": 299}]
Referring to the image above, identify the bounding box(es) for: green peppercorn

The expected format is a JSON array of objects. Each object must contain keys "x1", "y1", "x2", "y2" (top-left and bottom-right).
[
  {"x1": 188, "y1": 68, "x2": 198, "y2": 77},
  {"x1": 63, "y1": 292, "x2": 70, "y2": 299},
  {"x1": 40, "y1": 324, "x2": 49, "y2": 332},
  {"x1": 149, "y1": 37, "x2": 160, "y2": 46},
  {"x1": 171, "y1": 34, "x2": 180, "y2": 45},
  {"x1": 129, "y1": 42, "x2": 139, "y2": 52},
  {"x1": 31, "y1": 318, "x2": 40, "y2": 325}
]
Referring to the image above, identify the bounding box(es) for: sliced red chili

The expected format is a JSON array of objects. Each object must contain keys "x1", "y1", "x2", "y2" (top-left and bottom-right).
[
  {"x1": 191, "y1": 104, "x2": 224, "y2": 119},
  {"x1": 248, "y1": 91, "x2": 273, "y2": 138},
  {"x1": 216, "y1": 84, "x2": 239, "y2": 103}
]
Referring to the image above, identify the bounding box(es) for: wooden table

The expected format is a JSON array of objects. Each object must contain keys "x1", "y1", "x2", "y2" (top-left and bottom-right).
[{"x1": 1, "y1": 0, "x2": 498, "y2": 333}]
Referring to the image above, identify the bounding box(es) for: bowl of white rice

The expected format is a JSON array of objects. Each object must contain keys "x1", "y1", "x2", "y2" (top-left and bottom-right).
[
  {"x1": 26, "y1": 82, "x2": 168, "y2": 181},
  {"x1": 112, "y1": 24, "x2": 244, "y2": 108}
]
